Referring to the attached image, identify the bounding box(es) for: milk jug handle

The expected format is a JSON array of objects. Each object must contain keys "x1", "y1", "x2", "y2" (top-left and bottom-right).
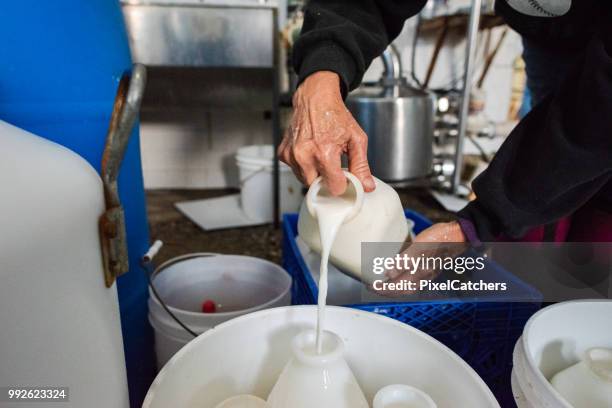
[{"x1": 305, "y1": 170, "x2": 365, "y2": 222}]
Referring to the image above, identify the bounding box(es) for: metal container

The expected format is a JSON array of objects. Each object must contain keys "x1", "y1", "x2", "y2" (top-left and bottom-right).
[{"x1": 347, "y1": 48, "x2": 435, "y2": 182}]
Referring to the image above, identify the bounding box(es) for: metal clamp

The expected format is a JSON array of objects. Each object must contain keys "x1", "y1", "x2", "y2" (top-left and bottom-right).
[{"x1": 100, "y1": 63, "x2": 147, "y2": 287}]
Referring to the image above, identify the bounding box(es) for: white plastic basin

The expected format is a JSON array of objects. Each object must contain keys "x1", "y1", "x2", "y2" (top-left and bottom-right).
[
  {"x1": 143, "y1": 305, "x2": 499, "y2": 408},
  {"x1": 512, "y1": 300, "x2": 612, "y2": 407}
]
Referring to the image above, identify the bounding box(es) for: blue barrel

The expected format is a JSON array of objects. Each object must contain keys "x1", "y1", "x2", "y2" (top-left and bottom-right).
[{"x1": 0, "y1": 2, "x2": 154, "y2": 406}]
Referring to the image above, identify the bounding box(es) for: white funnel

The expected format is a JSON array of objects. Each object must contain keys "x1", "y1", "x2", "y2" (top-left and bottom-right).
[{"x1": 143, "y1": 306, "x2": 498, "y2": 408}]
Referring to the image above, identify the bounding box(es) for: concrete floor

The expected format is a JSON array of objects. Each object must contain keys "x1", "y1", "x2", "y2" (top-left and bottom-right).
[{"x1": 146, "y1": 188, "x2": 454, "y2": 266}]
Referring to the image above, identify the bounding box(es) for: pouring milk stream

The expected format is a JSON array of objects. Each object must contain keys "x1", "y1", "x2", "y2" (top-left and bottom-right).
[
  {"x1": 305, "y1": 171, "x2": 364, "y2": 353},
  {"x1": 298, "y1": 172, "x2": 437, "y2": 408}
]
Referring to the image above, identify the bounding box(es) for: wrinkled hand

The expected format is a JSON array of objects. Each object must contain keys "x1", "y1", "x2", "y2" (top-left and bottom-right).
[
  {"x1": 411, "y1": 221, "x2": 467, "y2": 245},
  {"x1": 374, "y1": 221, "x2": 467, "y2": 297},
  {"x1": 279, "y1": 71, "x2": 375, "y2": 196}
]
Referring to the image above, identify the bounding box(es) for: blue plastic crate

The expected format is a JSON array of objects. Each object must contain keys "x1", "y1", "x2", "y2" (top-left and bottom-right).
[{"x1": 282, "y1": 210, "x2": 542, "y2": 407}]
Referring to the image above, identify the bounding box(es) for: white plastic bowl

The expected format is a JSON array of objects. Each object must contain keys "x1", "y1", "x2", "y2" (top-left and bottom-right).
[{"x1": 143, "y1": 305, "x2": 499, "y2": 408}]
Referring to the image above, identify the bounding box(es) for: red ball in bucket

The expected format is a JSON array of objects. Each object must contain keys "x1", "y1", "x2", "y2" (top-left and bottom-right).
[{"x1": 201, "y1": 300, "x2": 216, "y2": 313}]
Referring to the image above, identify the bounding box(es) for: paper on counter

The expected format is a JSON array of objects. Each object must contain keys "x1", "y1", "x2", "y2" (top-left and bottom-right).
[{"x1": 176, "y1": 194, "x2": 266, "y2": 231}]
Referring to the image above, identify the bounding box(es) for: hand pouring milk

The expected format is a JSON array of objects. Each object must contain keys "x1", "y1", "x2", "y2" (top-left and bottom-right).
[
  {"x1": 266, "y1": 172, "x2": 437, "y2": 408},
  {"x1": 298, "y1": 172, "x2": 409, "y2": 285},
  {"x1": 299, "y1": 171, "x2": 409, "y2": 352}
]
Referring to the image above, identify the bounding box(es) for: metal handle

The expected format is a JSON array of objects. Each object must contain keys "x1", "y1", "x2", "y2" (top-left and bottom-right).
[
  {"x1": 452, "y1": 0, "x2": 482, "y2": 193},
  {"x1": 380, "y1": 45, "x2": 403, "y2": 98},
  {"x1": 99, "y1": 63, "x2": 147, "y2": 287},
  {"x1": 101, "y1": 63, "x2": 147, "y2": 207}
]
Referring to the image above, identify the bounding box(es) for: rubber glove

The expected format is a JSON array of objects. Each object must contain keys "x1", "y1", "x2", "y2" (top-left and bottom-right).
[{"x1": 278, "y1": 71, "x2": 376, "y2": 196}]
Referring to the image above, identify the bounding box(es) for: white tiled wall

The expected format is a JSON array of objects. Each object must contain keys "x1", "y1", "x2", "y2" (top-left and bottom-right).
[{"x1": 140, "y1": 110, "x2": 272, "y2": 189}]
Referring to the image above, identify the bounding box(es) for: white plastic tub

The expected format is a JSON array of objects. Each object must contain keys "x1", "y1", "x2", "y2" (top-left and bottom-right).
[
  {"x1": 236, "y1": 145, "x2": 303, "y2": 222},
  {"x1": 148, "y1": 254, "x2": 292, "y2": 368},
  {"x1": 512, "y1": 300, "x2": 612, "y2": 407},
  {"x1": 143, "y1": 305, "x2": 499, "y2": 408}
]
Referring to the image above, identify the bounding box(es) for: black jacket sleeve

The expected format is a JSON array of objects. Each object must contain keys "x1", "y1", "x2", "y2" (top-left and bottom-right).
[
  {"x1": 292, "y1": 0, "x2": 427, "y2": 96},
  {"x1": 458, "y1": 7, "x2": 612, "y2": 241}
]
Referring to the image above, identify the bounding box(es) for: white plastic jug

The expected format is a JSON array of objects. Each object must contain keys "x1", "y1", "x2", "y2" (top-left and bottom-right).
[{"x1": 297, "y1": 171, "x2": 409, "y2": 282}]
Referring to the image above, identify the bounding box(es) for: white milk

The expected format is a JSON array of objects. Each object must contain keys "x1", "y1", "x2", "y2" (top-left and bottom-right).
[{"x1": 310, "y1": 185, "x2": 357, "y2": 353}]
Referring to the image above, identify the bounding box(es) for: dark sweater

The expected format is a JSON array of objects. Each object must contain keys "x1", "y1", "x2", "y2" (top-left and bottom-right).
[
  {"x1": 293, "y1": 0, "x2": 612, "y2": 241},
  {"x1": 293, "y1": 0, "x2": 427, "y2": 96}
]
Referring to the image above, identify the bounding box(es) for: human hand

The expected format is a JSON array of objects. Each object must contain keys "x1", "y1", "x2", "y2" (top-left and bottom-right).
[
  {"x1": 411, "y1": 221, "x2": 467, "y2": 245},
  {"x1": 373, "y1": 222, "x2": 467, "y2": 297},
  {"x1": 278, "y1": 71, "x2": 375, "y2": 196}
]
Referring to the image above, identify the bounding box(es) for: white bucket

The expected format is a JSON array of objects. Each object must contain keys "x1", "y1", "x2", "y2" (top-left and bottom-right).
[
  {"x1": 148, "y1": 254, "x2": 292, "y2": 369},
  {"x1": 143, "y1": 305, "x2": 500, "y2": 408},
  {"x1": 236, "y1": 145, "x2": 303, "y2": 222},
  {"x1": 512, "y1": 300, "x2": 612, "y2": 407}
]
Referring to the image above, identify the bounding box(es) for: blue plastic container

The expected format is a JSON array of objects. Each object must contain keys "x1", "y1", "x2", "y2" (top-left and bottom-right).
[
  {"x1": 0, "y1": 2, "x2": 154, "y2": 406},
  {"x1": 282, "y1": 211, "x2": 541, "y2": 407}
]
